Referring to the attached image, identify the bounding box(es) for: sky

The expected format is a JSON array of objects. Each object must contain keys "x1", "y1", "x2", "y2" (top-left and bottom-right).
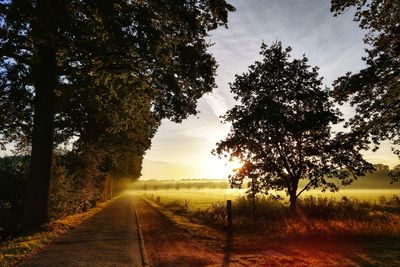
[{"x1": 141, "y1": 0, "x2": 399, "y2": 180}]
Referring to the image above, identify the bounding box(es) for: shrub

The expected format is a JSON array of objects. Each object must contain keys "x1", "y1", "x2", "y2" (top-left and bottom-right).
[
  {"x1": 191, "y1": 201, "x2": 227, "y2": 226},
  {"x1": 298, "y1": 196, "x2": 376, "y2": 220},
  {"x1": 0, "y1": 156, "x2": 28, "y2": 240}
]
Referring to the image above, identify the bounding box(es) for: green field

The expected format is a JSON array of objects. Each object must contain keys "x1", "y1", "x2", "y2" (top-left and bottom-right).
[{"x1": 128, "y1": 187, "x2": 400, "y2": 211}]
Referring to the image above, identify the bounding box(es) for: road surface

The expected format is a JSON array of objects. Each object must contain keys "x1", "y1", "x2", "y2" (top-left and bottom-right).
[{"x1": 19, "y1": 195, "x2": 145, "y2": 267}]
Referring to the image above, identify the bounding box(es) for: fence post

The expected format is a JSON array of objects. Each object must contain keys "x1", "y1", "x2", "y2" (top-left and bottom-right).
[{"x1": 227, "y1": 200, "x2": 232, "y2": 231}]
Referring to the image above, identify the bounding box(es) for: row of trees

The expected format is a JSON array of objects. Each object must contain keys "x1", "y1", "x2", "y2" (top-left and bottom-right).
[
  {"x1": 0, "y1": 0, "x2": 235, "y2": 229},
  {"x1": 214, "y1": 0, "x2": 399, "y2": 212}
]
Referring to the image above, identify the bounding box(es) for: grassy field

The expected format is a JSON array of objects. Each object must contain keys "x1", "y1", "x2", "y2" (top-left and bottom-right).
[
  {"x1": 129, "y1": 172, "x2": 400, "y2": 209},
  {"x1": 129, "y1": 179, "x2": 400, "y2": 238},
  {"x1": 128, "y1": 187, "x2": 400, "y2": 211}
]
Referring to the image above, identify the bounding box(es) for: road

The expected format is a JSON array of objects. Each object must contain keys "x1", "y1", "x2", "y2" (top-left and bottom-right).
[{"x1": 19, "y1": 195, "x2": 145, "y2": 267}]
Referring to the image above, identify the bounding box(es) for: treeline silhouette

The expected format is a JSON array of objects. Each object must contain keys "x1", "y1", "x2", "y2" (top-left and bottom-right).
[
  {"x1": 129, "y1": 180, "x2": 230, "y2": 191},
  {"x1": 129, "y1": 164, "x2": 400, "y2": 192}
]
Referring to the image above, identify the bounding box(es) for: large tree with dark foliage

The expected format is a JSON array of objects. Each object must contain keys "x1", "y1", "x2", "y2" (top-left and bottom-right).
[
  {"x1": 0, "y1": 0, "x2": 234, "y2": 228},
  {"x1": 214, "y1": 42, "x2": 372, "y2": 212},
  {"x1": 330, "y1": 0, "x2": 400, "y2": 174}
]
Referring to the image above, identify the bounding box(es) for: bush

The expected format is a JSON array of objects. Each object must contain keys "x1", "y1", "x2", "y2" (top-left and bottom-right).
[
  {"x1": 189, "y1": 196, "x2": 287, "y2": 229},
  {"x1": 298, "y1": 196, "x2": 370, "y2": 220},
  {"x1": 234, "y1": 195, "x2": 287, "y2": 222},
  {"x1": 158, "y1": 199, "x2": 191, "y2": 215},
  {"x1": 378, "y1": 195, "x2": 400, "y2": 209},
  {"x1": 192, "y1": 202, "x2": 227, "y2": 226},
  {"x1": 0, "y1": 156, "x2": 28, "y2": 241},
  {"x1": 48, "y1": 152, "x2": 105, "y2": 219},
  {"x1": 0, "y1": 151, "x2": 112, "y2": 240}
]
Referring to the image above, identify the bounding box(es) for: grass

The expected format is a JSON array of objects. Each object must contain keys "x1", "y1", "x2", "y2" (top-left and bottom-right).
[
  {"x1": 142, "y1": 197, "x2": 224, "y2": 243},
  {"x1": 0, "y1": 199, "x2": 112, "y2": 267},
  {"x1": 139, "y1": 188, "x2": 400, "y2": 238},
  {"x1": 137, "y1": 189, "x2": 244, "y2": 210},
  {"x1": 133, "y1": 187, "x2": 400, "y2": 209}
]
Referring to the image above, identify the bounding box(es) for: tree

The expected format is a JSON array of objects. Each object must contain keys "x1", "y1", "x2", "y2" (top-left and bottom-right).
[
  {"x1": 373, "y1": 164, "x2": 389, "y2": 172},
  {"x1": 389, "y1": 165, "x2": 400, "y2": 184},
  {"x1": 214, "y1": 42, "x2": 372, "y2": 212},
  {"x1": 330, "y1": 1, "x2": 400, "y2": 170},
  {"x1": 0, "y1": 0, "x2": 235, "y2": 228}
]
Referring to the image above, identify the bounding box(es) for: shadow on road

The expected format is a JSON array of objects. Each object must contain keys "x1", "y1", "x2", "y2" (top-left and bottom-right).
[{"x1": 223, "y1": 230, "x2": 234, "y2": 266}]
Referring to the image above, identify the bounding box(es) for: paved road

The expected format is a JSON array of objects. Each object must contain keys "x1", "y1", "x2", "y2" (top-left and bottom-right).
[{"x1": 19, "y1": 194, "x2": 145, "y2": 267}]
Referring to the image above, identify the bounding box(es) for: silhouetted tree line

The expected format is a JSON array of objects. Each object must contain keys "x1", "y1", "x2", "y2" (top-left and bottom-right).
[
  {"x1": 129, "y1": 180, "x2": 230, "y2": 190},
  {"x1": 0, "y1": 0, "x2": 235, "y2": 234}
]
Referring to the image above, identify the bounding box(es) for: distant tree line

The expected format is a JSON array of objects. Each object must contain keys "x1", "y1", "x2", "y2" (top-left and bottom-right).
[{"x1": 129, "y1": 180, "x2": 230, "y2": 191}]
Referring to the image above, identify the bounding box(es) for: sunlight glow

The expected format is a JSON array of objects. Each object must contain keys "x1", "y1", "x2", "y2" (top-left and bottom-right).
[{"x1": 210, "y1": 158, "x2": 243, "y2": 179}]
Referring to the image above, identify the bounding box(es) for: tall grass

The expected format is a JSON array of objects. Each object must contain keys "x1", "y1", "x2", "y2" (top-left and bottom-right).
[{"x1": 146, "y1": 193, "x2": 400, "y2": 238}]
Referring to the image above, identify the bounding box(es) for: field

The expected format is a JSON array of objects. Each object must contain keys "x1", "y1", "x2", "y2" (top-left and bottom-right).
[
  {"x1": 128, "y1": 179, "x2": 400, "y2": 211},
  {"x1": 128, "y1": 180, "x2": 400, "y2": 236},
  {"x1": 129, "y1": 188, "x2": 400, "y2": 210}
]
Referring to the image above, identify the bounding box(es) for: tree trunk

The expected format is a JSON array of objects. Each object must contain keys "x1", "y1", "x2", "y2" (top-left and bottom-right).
[
  {"x1": 289, "y1": 192, "x2": 298, "y2": 215},
  {"x1": 23, "y1": 2, "x2": 58, "y2": 229},
  {"x1": 252, "y1": 187, "x2": 256, "y2": 225}
]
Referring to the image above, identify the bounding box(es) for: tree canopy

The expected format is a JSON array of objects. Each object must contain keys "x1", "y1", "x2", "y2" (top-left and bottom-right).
[
  {"x1": 330, "y1": 0, "x2": 400, "y2": 161},
  {"x1": 1, "y1": 0, "x2": 236, "y2": 146},
  {"x1": 214, "y1": 42, "x2": 372, "y2": 211}
]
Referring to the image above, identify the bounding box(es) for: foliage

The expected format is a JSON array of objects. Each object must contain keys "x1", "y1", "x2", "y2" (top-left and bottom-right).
[
  {"x1": 330, "y1": 0, "x2": 400, "y2": 163},
  {"x1": 0, "y1": 0, "x2": 236, "y2": 147},
  {"x1": 0, "y1": 0, "x2": 236, "y2": 145},
  {"x1": 0, "y1": 150, "x2": 131, "y2": 239},
  {"x1": 0, "y1": 156, "x2": 29, "y2": 240},
  {"x1": 214, "y1": 41, "x2": 373, "y2": 211},
  {"x1": 389, "y1": 164, "x2": 400, "y2": 184},
  {"x1": 48, "y1": 151, "x2": 102, "y2": 219}
]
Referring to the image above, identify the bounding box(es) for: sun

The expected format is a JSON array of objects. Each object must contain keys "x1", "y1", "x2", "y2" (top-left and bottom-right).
[{"x1": 209, "y1": 158, "x2": 243, "y2": 179}]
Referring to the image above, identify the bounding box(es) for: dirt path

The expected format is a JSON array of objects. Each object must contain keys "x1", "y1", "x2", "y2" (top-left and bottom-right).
[{"x1": 19, "y1": 194, "x2": 144, "y2": 267}]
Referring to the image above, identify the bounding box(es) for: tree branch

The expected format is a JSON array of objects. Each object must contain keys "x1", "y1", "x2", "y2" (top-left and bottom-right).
[{"x1": 296, "y1": 173, "x2": 324, "y2": 198}]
